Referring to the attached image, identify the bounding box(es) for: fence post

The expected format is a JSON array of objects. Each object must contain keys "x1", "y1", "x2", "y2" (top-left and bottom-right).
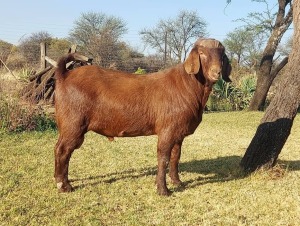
[
  {"x1": 69, "y1": 44, "x2": 77, "y2": 53},
  {"x1": 40, "y1": 42, "x2": 46, "y2": 70}
]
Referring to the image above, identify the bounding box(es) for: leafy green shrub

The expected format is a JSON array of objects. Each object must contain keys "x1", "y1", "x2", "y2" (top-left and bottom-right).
[
  {"x1": 18, "y1": 67, "x2": 36, "y2": 81},
  {"x1": 207, "y1": 95, "x2": 233, "y2": 111},
  {"x1": 207, "y1": 75, "x2": 256, "y2": 111},
  {"x1": 134, "y1": 67, "x2": 147, "y2": 75},
  {"x1": 231, "y1": 74, "x2": 256, "y2": 110},
  {"x1": 31, "y1": 111, "x2": 56, "y2": 131}
]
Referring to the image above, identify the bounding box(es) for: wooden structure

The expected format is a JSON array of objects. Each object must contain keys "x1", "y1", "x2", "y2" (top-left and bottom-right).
[{"x1": 21, "y1": 43, "x2": 92, "y2": 104}]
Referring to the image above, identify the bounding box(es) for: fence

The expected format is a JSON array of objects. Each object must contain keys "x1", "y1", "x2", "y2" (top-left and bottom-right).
[{"x1": 21, "y1": 43, "x2": 92, "y2": 104}]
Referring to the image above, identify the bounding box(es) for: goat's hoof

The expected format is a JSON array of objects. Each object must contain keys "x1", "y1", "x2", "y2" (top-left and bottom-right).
[
  {"x1": 57, "y1": 182, "x2": 73, "y2": 193},
  {"x1": 171, "y1": 179, "x2": 183, "y2": 187},
  {"x1": 157, "y1": 187, "x2": 171, "y2": 196}
]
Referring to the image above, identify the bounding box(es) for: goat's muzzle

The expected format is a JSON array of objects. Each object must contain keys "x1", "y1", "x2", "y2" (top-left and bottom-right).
[{"x1": 208, "y1": 68, "x2": 222, "y2": 82}]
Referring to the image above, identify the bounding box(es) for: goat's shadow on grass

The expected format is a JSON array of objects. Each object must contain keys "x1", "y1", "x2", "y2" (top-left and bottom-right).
[
  {"x1": 175, "y1": 155, "x2": 244, "y2": 192},
  {"x1": 71, "y1": 155, "x2": 246, "y2": 192}
]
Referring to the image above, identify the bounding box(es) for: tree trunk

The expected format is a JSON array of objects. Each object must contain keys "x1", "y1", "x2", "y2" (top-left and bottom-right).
[
  {"x1": 249, "y1": 71, "x2": 274, "y2": 111},
  {"x1": 249, "y1": 57, "x2": 289, "y2": 111},
  {"x1": 241, "y1": 0, "x2": 300, "y2": 172},
  {"x1": 249, "y1": 0, "x2": 293, "y2": 111}
]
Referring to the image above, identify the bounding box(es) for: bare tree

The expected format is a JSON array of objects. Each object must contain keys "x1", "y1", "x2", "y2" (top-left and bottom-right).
[
  {"x1": 69, "y1": 12, "x2": 127, "y2": 67},
  {"x1": 140, "y1": 10, "x2": 208, "y2": 66},
  {"x1": 223, "y1": 27, "x2": 265, "y2": 69},
  {"x1": 18, "y1": 31, "x2": 52, "y2": 67}
]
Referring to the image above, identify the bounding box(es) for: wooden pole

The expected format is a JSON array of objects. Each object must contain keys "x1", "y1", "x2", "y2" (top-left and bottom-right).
[
  {"x1": 45, "y1": 56, "x2": 57, "y2": 67},
  {"x1": 0, "y1": 58, "x2": 17, "y2": 79},
  {"x1": 40, "y1": 42, "x2": 46, "y2": 70},
  {"x1": 69, "y1": 44, "x2": 77, "y2": 53},
  {"x1": 29, "y1": 66, "x2": 52, "y2": 82}
]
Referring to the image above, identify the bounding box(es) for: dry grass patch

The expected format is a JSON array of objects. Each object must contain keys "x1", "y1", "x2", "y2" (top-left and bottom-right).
[{"x1": 1, "y1": 112, "x2": 300, "y2": 225}]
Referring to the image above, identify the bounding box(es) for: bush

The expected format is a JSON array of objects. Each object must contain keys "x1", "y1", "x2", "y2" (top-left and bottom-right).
[
  {"x1": 207, "y1": 95, "x2": 233, "y2": 111},
  {"x1": 0, "y1": 97, "x2": 56, "y2": 132},
  {"x1": 6, "y1": 51, "x2": 28, "y2": 70},
  {"x1": 134, "y1": 67, "x2": 147, "y2": 74},
  {"x1": 207, "y1": 74, "x2": 257, "y2": 111}
]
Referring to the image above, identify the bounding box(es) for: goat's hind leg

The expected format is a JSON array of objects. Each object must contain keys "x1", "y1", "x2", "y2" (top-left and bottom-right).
[
  {"x1": 54, "y1": 132, "x2": 85, "y2": 192},
  {"x1": 169, "y1": 141, "x2": 183, "y2": 186}
]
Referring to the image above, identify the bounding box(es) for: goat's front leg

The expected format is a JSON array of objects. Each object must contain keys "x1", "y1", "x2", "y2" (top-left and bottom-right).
[
  {"x1": 156, "y1": 138, "x2": 174, "y2": 196},
  {"x1": 169, "y1": 141, "x2": 183, "y2": 186}
]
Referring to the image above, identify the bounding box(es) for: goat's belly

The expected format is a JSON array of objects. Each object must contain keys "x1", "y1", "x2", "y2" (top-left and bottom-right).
[{"x1": 89, "y1": 121, "x2": 156, "y2": 138}]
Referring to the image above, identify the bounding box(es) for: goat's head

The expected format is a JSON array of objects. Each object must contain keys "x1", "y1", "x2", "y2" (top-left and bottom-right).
[{"x1": 184, "y1": 38, "x2": 232, "y2": 83}]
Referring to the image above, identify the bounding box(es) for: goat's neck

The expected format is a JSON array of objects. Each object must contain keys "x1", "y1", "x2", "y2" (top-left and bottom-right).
[
  {"x1": 192, "y1": 70, "x2": 214, "y2": 108},
  {"x1": 176, "y1": 65, "x2": 213, "y2": 112},
  {"x1": 201, "y1": 82, "x2": 213, "y2": 108}
]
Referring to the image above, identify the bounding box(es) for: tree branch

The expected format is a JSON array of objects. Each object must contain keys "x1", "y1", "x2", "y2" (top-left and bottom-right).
[{"x1": 270, "y1": 56, "x2": 288, "y2": 77}]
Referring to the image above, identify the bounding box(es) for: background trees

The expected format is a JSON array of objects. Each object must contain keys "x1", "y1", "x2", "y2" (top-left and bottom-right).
[
  {"x1": 18, "y1": 31, "x2": 52, "y2": 67},
  {"x1": 67, "y1": 11, "x2": 153, "y2": 72},
  {"x1": 0, "y1": 40, "x2": 13, "y2": 66},
  {"x1": 140, "y1": 10, "x2": 208, "y2": 66},
  {"x1": 223, "y1": 27, "x2": 264, "y2": 70},
  {"x1": 68, "y1": 12, "x2": 128, "y2": 68},
  {"x1": 5, "y1": 32, "x2": 71, "y2": 69}
]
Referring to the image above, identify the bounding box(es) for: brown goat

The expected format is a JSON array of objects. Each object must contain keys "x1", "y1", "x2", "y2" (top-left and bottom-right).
[{"x1": 54, "y1": 38, "x2": 231, "y2": 196}]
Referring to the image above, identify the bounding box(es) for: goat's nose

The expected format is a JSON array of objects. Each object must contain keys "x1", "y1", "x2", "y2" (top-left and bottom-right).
[{"x1": 211, "y1": 68, "x2": 221, "y2": 77}]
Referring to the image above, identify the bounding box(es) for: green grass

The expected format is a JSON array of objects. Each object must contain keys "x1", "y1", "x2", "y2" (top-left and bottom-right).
[{"x1": 1, "y1": 111, "x2": 300, "y2": 225}]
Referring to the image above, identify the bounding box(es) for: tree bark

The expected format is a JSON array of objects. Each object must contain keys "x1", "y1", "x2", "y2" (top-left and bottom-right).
[
  {"x1": 249, "y1": 0, "x2": 293, "y2": 111},
  {"x1": 241, "y1": 0, "x2": 300, "y2": 172},
  {"x1": 249, "y1": 57, "x2": 289, "y2": 111}
]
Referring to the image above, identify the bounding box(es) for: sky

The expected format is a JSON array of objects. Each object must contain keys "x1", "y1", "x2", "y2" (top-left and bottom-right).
[{"x1": 0, "y1": 0, "x2": 292, "y2": 54}]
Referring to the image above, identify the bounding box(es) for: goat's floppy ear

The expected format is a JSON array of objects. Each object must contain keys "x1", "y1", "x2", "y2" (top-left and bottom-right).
[
  {"x1": 184, "y1": 47, "x2": 200, "y2": 75},
  {"x1": 222, "y1": 54, "x2": 232, "y2": 82}
]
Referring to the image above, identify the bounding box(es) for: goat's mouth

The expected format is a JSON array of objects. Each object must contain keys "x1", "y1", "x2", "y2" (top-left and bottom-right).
[{"x1": 207, "y1": 74, "x2": 220, "y2": 82}]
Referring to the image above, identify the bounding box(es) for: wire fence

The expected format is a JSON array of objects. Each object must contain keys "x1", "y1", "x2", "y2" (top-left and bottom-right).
[{"x1": 1, "y1": 41, "x2": 168, "y2": 74}]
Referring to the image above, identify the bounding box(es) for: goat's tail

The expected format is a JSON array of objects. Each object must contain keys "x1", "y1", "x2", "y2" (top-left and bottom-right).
[{"x1": 55, "y1": 53, "x2": 76, "y2": 80}]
